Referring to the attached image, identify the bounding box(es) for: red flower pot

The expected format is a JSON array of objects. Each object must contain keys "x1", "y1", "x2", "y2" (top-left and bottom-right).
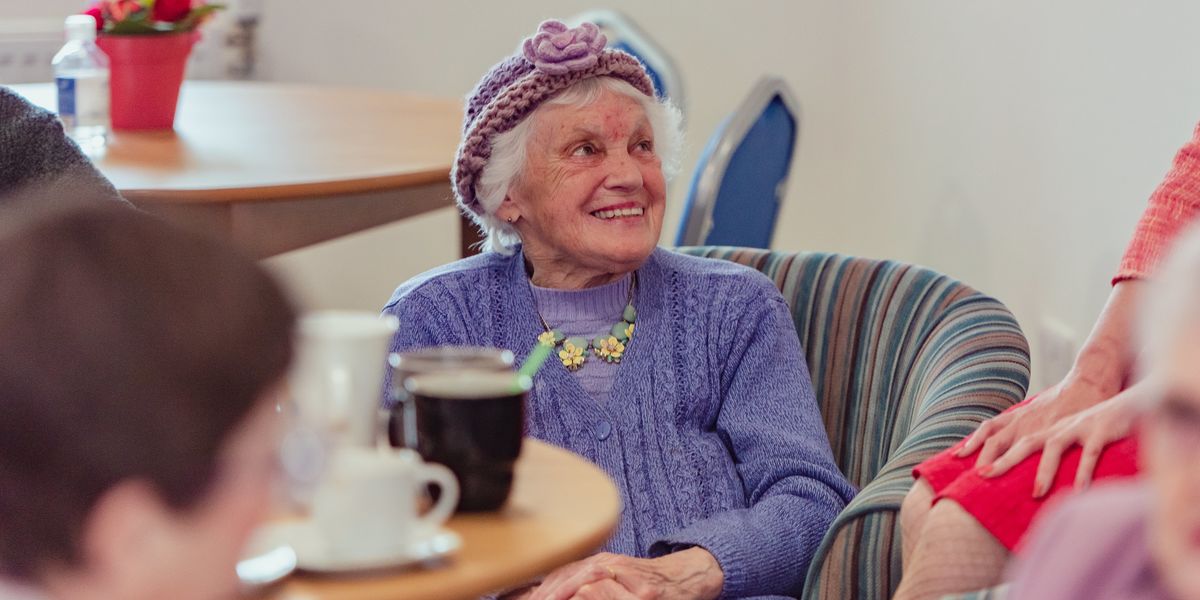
[{"x1": 97, "y1": 32, "x2": 198, "y2": 130}]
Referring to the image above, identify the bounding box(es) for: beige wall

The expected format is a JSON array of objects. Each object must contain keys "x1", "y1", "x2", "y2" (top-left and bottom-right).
[
  {"x1": 0, "y1": 1, "x2": 82, "y2": 20},
  {"x1": 14, "y1": 1, "x2": 1196, "y2": 388},
  {"x1": 260, "y1": 1, "x2": 1200, "y2": 387}
]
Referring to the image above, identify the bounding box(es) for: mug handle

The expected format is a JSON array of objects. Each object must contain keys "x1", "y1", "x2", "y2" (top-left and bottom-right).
[{"x1": 416, "y1": 463, "x2": 459, "y2": 529}]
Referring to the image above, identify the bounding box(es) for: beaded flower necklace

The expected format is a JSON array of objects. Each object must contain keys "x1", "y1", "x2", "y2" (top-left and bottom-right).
[{"x1": 534, "y1": 273, "x2": 637, "y2": 372}]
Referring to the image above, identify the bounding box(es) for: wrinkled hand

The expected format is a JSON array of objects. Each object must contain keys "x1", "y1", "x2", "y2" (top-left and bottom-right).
[
  {"x1": 527, "y1": 548, "x2": 723, "y2": 600},
  {"x1": 978, "y1": 381, "x2": 1147, "y2": 497},
  {"x1": 955, "y1": 376, "x2": 1120, "y2": 467}
]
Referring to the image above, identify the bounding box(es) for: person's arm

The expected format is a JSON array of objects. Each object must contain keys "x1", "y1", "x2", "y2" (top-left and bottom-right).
[
  {"x1": 959, "y1": 280, "x2": 1143, "y2": 464},
  {"x1": 960, "y1": 120, "x2": 1200, "y2": 470},
  {"x1": 645, "y1": 286, "x2": 856, "y2": 598},
  {"x1": 0, "y1": 88, "x2": 129, "y2": 231}
]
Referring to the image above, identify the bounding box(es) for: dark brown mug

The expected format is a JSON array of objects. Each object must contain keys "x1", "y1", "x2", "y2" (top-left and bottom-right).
[
  {"x1": 402, "y1": 369, "x2": 528, "y2": 512},
  {"x1": 387, "y1": 347, "x2": 514, "y2": 449}
]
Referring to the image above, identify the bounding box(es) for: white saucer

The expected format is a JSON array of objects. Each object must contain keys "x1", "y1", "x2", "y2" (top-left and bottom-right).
[
  {"x1": 237, "y1": 544, "x2": 297, "y2": 590},
  {"x1": 244, "y1": 520, "x2": 462, "y2": 575}
]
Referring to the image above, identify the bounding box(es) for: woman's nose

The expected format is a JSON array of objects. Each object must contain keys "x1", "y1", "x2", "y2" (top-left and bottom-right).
[{"x1": 602, "y1": 150, "x2": 643, "y2": 192}]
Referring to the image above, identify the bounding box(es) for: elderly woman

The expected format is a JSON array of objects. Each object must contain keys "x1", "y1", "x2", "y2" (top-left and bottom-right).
[
  {"x1": 383, "y1": 20, "x2": 854, "y2": 600},
  {"x1": 0, "y1": 206, "x2": 295, "y2": 600},
  {"x1": 1006, "y1": 225, "x2": 1200, "y2": 599}
]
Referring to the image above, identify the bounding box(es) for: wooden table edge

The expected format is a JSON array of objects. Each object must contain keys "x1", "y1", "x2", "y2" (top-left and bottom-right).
[
  {"x1": 120, "y1": 169, "x2": 452, "y2": 204},
  {"x1": 477, "y1": 441, "x2": 622, "y2": 592},
  {"x1": 264, "y1": 440, "x2": 622, "y2": 600}
]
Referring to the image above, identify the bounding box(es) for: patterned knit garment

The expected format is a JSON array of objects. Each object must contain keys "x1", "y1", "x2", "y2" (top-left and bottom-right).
[
  {"x1": 529, "y1": 275, "x2": 631, "y2": 403},
  {"x1": 383, "y1": 247, "x2": 856, "y2": 599},
  {"x1": 1116, "y1": 120, "x2": 1200, "y2": 282}
]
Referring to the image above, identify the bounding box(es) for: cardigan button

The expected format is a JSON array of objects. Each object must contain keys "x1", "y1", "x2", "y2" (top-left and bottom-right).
[{"x1": 594, "y1": 420, "x2": 612, "y2": 441}]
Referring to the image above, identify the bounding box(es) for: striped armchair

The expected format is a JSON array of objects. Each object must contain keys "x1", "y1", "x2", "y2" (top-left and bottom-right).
[{"x1": 678, "y1": 247, "x2": 1030, "y2": 600}]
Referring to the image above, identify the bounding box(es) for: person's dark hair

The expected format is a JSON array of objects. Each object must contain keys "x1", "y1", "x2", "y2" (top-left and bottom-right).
[{"x1": 0, "y1": 206, "x2": 296, "y2": 578}]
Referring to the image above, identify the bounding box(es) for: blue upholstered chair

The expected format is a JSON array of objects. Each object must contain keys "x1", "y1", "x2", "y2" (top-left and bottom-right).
[
  {"x1": 677, "y1": 247, "x2": 1031, "y2": 600},
  {"x1": 675, "y1": 77, "x2": 799, "y2": 248},
  {"x1": 568, "y1": 10, "x2": 684, "y2": 110}
]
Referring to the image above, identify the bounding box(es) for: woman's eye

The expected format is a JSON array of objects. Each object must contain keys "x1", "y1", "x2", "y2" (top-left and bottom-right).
[
  {"x1": 635, "y1": 140, "x2": 654, "y2": 153},
  {"x1": 573, "y1": 144, "x2": 597, "y2": 157}
]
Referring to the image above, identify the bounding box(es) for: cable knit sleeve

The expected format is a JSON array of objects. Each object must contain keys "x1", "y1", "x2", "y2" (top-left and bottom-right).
[
  {"x1": 649, "y1": 280, "x2": 856, "y2": 599},
  {"x1": 383, "y1": 285, "x2": 467, "y2": 351},
  {"x1": 1115, "y1": 120, "x2": 1200, "y2": 283},
  {"x1": 380, "y1": 282, "x2": 478, "y2": 405}
]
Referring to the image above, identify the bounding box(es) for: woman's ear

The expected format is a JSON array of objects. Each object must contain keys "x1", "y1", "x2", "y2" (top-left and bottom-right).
[
  {"x1": 495, "y1": 195, "x2": 521, "y2": 225},
  {"x1": 79, "y1": 480, "x2": 176, "y2": 585}
]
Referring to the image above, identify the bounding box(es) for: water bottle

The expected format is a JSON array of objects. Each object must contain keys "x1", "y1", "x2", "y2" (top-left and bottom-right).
[{"x1": 52, "y1": 15, "x2": 109, "y2": 152}]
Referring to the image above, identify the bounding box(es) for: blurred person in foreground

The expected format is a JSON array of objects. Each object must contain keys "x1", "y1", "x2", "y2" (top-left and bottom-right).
[
  {"x1": 0, "y1": 206, "x2": 295, "y2": 600},
  {"x1": 1008, "y1": 224, "x2": 1200, "y2": 599}
]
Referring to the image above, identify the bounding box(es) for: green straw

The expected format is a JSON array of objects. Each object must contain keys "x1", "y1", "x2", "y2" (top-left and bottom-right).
[{"x1": 516, "y1": 342, "x2": 553, "y2": 387}]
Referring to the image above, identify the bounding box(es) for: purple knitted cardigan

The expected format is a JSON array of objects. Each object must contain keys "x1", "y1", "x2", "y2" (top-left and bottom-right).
[{"x1": 382, "y1": 248, "x2": 855, "y2": 599}]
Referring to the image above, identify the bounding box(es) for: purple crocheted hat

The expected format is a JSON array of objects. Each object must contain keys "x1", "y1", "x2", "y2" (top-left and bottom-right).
[{"x1": 452, "y1": 20, "x2": 656, "y2": 216}]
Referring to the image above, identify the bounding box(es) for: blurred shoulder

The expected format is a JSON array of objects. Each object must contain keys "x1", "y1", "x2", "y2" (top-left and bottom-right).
[
  {"x1": 1041, "y1": 481, "x2": 1149, "y2": 531},
  {"x1": 1009, "y1": 482, "x2": 1152, "y2": 598},
  {"x1": 1017, "y1": 483, "x2": 1148, "y2": 569}
]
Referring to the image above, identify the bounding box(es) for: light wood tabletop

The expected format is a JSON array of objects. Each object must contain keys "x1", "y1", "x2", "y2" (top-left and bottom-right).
[
  {"x1": 264, "y1": 440, "x2": 620, "y2": 600},
  {"x1": 9, "y1": 81, "x2": 463, "y2": 257}
]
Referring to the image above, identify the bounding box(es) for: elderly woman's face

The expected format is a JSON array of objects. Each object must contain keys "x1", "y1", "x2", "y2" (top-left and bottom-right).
[
  {"x1": 1143, "y1": 329, "x2": 1200, "y2": 599},
  {"x1": 507, "y1": 89, "x2": 666, "y2": 276}
]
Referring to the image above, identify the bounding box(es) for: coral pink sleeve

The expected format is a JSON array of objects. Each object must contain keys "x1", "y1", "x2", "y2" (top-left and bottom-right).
[{"x1": 1115, "y1": 121, "x2": 1200, "y2": 284}]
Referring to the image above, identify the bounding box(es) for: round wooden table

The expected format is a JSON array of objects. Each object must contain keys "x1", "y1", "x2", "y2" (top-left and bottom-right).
[
  {"x1": 264, "y1": 440, "x2": 620, "y2": 600},
  {"x1": 9, "y1": 82, "x2": 464, "y2": 257}
]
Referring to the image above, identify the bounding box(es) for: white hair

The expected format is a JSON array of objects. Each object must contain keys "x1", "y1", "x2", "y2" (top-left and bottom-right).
[{"x1": 472, "y1": 76, "x2": 684, "y2": 254}]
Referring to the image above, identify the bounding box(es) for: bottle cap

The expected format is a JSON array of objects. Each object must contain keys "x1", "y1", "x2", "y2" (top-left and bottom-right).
[{"x1": 64, "y1": 15, "x2": 97, "y2": 42}]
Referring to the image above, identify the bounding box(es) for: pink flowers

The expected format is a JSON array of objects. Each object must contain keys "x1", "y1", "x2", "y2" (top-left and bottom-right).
[
  {"x1": 83, "y1": 4, "x2": 104, "y2": 30},
  {"x1": 522, "y1": 20, "x2": 608, "y2": 76},
  {"x1": 152, "y1": 0, "x2": 193, "y2": 23},
  {"x1": 81, "y1": 0, "x2": 224, "y2": 34},
  {"x1": 101, "y1": 0, "x2": 142, "y2": 22}
]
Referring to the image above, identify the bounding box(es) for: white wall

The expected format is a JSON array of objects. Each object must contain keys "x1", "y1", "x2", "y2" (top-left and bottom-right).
[{"x1": 26, "y1": 0, "x2": 1192, "y2": 389}]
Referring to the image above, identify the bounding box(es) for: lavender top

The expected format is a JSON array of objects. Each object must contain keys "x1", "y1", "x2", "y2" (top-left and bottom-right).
[
  {"x1": 1008, "y1": 482, "x2": 1172, "y2": 600},
  {"x1": 529, "y1": 274, "x2": 631, "y2": 402},
  {"x1": 383, "y1": 247, "x2": 855, "y2": 599}
]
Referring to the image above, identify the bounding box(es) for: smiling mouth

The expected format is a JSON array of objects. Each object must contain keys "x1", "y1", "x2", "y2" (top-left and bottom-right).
[{"x1": 591, "y1": 207, "x2": 645, "y2": 220}]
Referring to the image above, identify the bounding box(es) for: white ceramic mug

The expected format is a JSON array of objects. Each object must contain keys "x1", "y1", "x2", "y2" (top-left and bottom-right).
[
  {"x1": 311, "y1": 447, "x2": 459, "y2": 563},
  {"x1": 289, "y1": 311, "x2": 398, "y2": 447}
]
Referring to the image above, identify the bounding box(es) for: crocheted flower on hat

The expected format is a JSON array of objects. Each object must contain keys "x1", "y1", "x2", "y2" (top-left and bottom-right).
[{"x1": 522, "y1": 20, "x2": 607, "y2": 76}]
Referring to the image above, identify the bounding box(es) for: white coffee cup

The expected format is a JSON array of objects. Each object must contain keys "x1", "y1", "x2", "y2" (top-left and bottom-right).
[
  {"x1": 311, "y1": 446, "x2": 458, "y2": 563},
  {"x1": 290, "y1": 311, "x2": 398, "y2": 447}
]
